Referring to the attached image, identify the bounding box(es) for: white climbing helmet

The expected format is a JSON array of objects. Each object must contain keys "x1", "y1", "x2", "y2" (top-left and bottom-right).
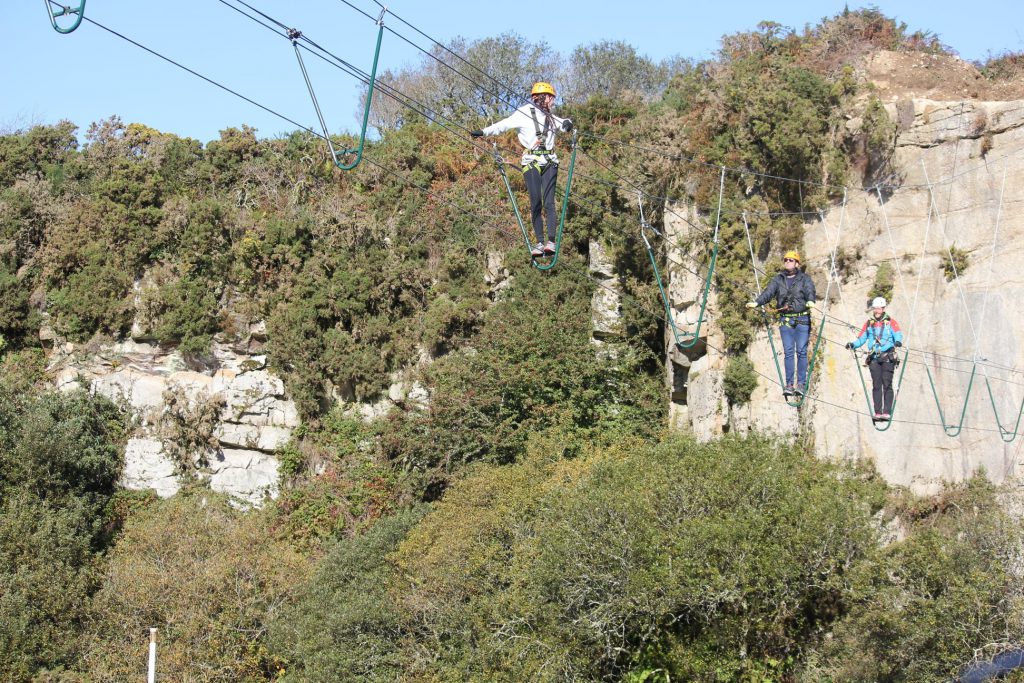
[{"x1": 871, "y1": 296, "x2": 887, "y2": 308}]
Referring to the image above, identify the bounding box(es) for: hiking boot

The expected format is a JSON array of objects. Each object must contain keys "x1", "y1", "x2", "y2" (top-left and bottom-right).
[
  {"x1": 793, "y1": 384, "x2": 805, "y2": 396},
  {"x1": 531, "y1": 242, "x2": 544, "y2": 257},
  {"x1": 544, "y1": 241, "x2": 556, "y2": 254},
  {"x1": 783, "y1": 384, "x2": 794, "y2": 397}
]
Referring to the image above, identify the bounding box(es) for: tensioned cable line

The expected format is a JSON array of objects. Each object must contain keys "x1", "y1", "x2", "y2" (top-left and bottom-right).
[
  {"x1": 580, "y1": 119, "x2": 1024, "y2": 198},
  {"x1": 325, "y1": 0, "x2": 1024, "y2": 205},
  {"x1": 331, "y1": 0, "x2": 1024, "y2": 205},
  {"x1": 270, "y1": 10, "x2": 1024, "y2": 387},
  {"x1": 568, "y1": 162, "x2": 1024, "y2": 383},
  {"x1": 335, "y1": 0, "x2": 533, "y2": 116},
  {"x1": 971, "y1": 161, "x2": 1023, "y2": 441},
  {"x1": 215, "y1": 0, "x2": 488, "y2": 146},
  {"x1": 569, "y1": 175, "x2": 996, "y2": 395},
  {"x1": 49, "y1": 4, "x2": 1024, "y2": 441},
  {"x1": 70, "y1": 11, "x2": 314, "y2": 135}
]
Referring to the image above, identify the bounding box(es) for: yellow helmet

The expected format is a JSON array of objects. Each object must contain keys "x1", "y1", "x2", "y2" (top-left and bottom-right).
[
  {"x1": 783, "y1": 250, "x2": 801, "y2": 263},
  {"x1": 531, "y1": 81, "x2": 556, "y2": 97}
]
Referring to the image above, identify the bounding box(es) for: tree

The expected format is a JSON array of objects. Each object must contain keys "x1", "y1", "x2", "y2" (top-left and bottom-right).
[
  {"x1": 0, "y1": 388, "x2": 126, "y2": 681},
  {"x1": 369, "y1": 32, "x2": 563, "y2": 130},
  {"x1": 562, "y1": 40, "x2": 683, "y2": 103},
  {"x1": 84, "y1": 492, "x2": 309, "y2": 682}
]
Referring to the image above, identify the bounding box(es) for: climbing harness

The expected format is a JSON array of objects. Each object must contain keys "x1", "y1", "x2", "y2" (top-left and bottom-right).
[
  {"x1": 638, "y1": 167, "x2": 723, "y2": 351},
  {"x1": 289, "y1": 6, "x2": 386, "y2": 170},
  {"x1": 44, "y1": 0, "x2": 85, "y2": 34},
  {"x1": 492, "y1": 130, "x2": 578, "y2": 270}
]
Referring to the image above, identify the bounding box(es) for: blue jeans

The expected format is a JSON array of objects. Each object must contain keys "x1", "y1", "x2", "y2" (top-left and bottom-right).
[{"x1": 778, "y1": 321, "x2": 810, "y2": 386}]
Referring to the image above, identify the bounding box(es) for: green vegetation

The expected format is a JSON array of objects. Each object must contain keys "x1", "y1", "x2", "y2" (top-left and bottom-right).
[
  {"x1": 723, "y1": 352, "x2": 758, "y2": 405},
  {"x1": 868, "y1": 260, "x2": 896, "y2": 303},
  {"x1": 978, "y1": 50, "x2": 1024, "y2": 81},
  {"x1": 84, "y1": 491, "x2": 308, "y2": 682},
  {"x1": 0, "y1": 8, "x2": 1014, "y2": 683},
  {"x1": 942, "y1": 243, "x2": 970, "y2": 281},
  {"x1": 0, "y1": 368, "x2": 128, "y2": 680}
]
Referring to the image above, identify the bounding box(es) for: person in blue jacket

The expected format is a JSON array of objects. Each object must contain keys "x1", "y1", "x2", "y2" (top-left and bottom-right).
[{"x1": 846, "y1": 296, "x2": 904, "y2": 420}]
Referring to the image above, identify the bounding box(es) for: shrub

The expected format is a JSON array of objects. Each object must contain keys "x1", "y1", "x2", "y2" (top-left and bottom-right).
[
  {"x1": 807, "y1": 476, "x2": 1024, "y2": 682},
  {"x1": 145, "y1": 273, "x2": 221, "y2": 357},
  {"x1": 868, "y1": 260, "x2": 895, "y2": 303},
  {"x1": 0, "y1": 389, "x2": 126, "y2": 680},
  {"x1": 84, "y1": 491, "x2": 310, "y2": 683},
  {"x1": 276, "y1": 435, "x2": 886, "y2": 681},
  {"x1": 378, "y1": 260, "x2": 665, "y2": 478},
  {"x1": 723, "y1": 352, "x2": 758, "y2": 405},
  {"x1": 269, "y1": 507, "x2": 425, "y2": 683},
  {"x1": 942, "y1": 244, "x2": 970, "y2": 281}
]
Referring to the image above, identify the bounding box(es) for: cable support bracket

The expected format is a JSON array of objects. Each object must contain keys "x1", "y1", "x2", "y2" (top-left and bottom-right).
[{"x1": 376, "y1": 6, "x2": 387, "y2": 26}]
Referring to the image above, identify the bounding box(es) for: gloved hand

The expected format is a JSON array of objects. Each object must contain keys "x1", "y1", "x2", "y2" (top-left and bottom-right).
[
  {"x1": 470, "y1": 130, "x2": 484, "y2": 138},
  {"x1": 561, "y1": 119, "x2": 574, "y2": 132},
  {"x1": 745, "y1": 301, "x2": 758, "y2": 309},
  {"x1": 806, "y1": 300, "x2": 816, "y2": 308},
  {"x1": 894, "y1": 341, "x2": 902, "y2": 347},
  {"x1": 845, "y1": 342, "x2": 854, "y2": 350}
]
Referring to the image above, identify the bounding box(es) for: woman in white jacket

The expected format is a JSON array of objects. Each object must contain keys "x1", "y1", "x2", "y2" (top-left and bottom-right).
[{"x1": 473, "y1": 82, "x2": 573, "y2": 257}]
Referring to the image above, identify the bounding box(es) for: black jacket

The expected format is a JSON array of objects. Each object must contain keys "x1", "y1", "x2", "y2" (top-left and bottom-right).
[{"x1": 755, "y1": 271, "x2": 817, "y2": 314}]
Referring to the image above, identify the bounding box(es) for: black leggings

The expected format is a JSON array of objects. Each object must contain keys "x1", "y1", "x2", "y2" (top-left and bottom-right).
[
  {"x1": 869, "y1": 358, "x2": 896, "y2": 413},
  {"x1": 523, "y1": 162, "x2": 558, "y2": 243}
]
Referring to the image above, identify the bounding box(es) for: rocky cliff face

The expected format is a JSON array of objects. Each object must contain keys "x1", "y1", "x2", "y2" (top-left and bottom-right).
[
  {"x1": 666, "y1": 97, "x2": 1024, "y2": 492},
  {"x1": 48, "y1": 332, "x2": 298, "y2": 505}
]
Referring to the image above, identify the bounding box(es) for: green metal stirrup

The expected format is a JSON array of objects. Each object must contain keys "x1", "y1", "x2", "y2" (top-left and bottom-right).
[
  {"x1": 852, "y1": 347, "x2": 909, "y2": 431},
  {"x1": 45, "y1": 0, "x2": 86, "y2": 34},
  {"x1": 925, "y1": 361, "x2": 976, "y2": 437},
  {"x1": 984, "y1": 376, "x2": 1024, "y2": 443},
  {"x1": 638, "y1": 187, "x2": 719, "y2": 352},
  {"x1": 290, "y1": 8, "x2": 385, "y2": 171},
  {"x1": 493, "y1": 144, "x2": 535, "y2": 255}
]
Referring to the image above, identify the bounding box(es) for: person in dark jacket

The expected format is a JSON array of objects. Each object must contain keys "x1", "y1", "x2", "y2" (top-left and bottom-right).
[
  {"x1": 846, "y1": 296, "x2": 903, "y2": 420},
  {"x1": 746, "y1": 250, "x2": 817, "y2": 396}
]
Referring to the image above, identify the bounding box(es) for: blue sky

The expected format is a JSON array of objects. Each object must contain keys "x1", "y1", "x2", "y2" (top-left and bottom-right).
[{"x1": 4, "y1": 0, "x2": 1023, "y2": 143}]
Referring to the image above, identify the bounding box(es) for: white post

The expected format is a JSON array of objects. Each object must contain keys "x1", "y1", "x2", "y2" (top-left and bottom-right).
[{"x1": 147, "y1": 628, "x2": 157, "y2": 683}]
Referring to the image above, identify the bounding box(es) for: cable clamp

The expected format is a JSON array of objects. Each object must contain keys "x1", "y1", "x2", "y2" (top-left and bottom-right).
[
  {"x1": 287, "y1": 28, "x2": 302, "y2": 43},
  {"x1": 376, "y1": 6, "x2": 387, "y2": 26}
]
